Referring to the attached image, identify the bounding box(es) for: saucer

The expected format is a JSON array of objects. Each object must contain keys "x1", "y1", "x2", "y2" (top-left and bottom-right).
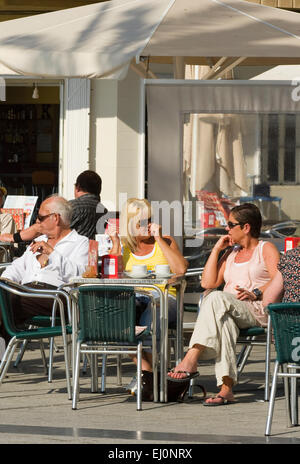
[
  {"x1": 155, "y1": 272, "x2": 172, "y2": 278},
  {"x1": 124, "y1": 271, "x2": 148, "y2": 279}
]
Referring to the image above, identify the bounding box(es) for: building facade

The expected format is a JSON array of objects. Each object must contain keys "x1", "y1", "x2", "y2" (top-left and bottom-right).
[{"x1": 0, "y1": 0, "x2": 300, "y2": 221}]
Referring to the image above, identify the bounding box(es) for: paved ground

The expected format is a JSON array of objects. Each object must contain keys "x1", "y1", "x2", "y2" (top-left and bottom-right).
[{"x1": 0, "y1": 336, "x2": 300, "y2": 450}]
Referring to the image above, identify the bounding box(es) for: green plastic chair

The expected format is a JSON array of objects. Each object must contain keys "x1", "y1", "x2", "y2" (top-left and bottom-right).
[
  {"x1": 265, "y1": 303, "x2": 300, "y2": 436},
  {"x1": 0, "y1": 280, "x2": 72, "y2": 399},
  {"x1": 72, "y1": 285, "x2": 156, "y2": 411},
  {"x1": 12, "y1": 285, "x2": 72, "y2": 385}
]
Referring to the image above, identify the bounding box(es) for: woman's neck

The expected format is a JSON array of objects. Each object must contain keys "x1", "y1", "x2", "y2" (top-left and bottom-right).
[
  {"x1": 134, "y1": 236, "x2": 155, "y2": 254},
  {"x1": 239, "y1": 237, "x2": 259, "y2": 251}
]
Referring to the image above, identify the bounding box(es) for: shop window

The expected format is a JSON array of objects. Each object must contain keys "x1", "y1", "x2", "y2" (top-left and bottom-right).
[
  {"x1": 0, "y1": 103, "x2": 59, "y2": 195},
  {"x1": 261, "y1": 113, "x2": 299, "y2": 184}
]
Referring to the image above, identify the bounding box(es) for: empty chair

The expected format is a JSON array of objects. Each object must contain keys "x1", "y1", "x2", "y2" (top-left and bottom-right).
[
  {"x1": 72, "y1": 285, "x2": 157, "y2": 411},
  {"x1": 265, "y1": 303, "x2": 300, "y2": 436}
]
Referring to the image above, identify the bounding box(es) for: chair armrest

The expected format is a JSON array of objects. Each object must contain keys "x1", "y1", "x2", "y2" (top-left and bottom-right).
[
  {"x1": 0, "y1": 280, "x2": 68, "y2": 326},
  {"x1": 185, "y1": 267, "x2": 204, "y2": 277}
]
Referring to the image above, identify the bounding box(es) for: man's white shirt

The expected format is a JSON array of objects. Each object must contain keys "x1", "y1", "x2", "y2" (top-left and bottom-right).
[{"x1": 2, "y1": 229, "x2": 89, "y2": 287}]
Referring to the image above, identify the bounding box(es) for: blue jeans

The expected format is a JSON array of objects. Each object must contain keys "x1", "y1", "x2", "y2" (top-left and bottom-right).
[{"x1": 136, "y1": 293, "x2": 177, "y2": 350}]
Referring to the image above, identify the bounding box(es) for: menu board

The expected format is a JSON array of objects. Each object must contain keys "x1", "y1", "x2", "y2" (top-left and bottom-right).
[{"x1": 3, "y1": 195, "x2": 38, "y2": 229}]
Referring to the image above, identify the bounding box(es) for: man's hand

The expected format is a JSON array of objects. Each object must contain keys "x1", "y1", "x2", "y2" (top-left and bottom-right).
[{"x1": 30, "y1": 240, "x2": 54, "y2": 256}]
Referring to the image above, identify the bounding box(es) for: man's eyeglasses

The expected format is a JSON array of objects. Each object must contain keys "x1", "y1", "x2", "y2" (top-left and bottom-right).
[
  {"x1": 37, "y1": 213, "x2": 56, "y2": 222},
  {"x1": 227, "y1": 221, "x2": 244, "y2": 229}
]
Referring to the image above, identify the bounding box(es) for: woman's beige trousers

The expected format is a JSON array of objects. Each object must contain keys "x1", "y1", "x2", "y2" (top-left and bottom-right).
[{"x1": 189, "y1": 290, "x2": 258, "y2": 386}]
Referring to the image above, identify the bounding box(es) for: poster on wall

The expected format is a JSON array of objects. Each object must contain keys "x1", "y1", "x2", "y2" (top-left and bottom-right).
[{"x1": 3, "y1": 196, "x2": 38, "y2": 229}]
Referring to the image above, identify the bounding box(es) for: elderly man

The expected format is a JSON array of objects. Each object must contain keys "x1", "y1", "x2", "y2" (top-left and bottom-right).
[{"x1": 0, "y1": 195, "x2": 89, "y2": 342}]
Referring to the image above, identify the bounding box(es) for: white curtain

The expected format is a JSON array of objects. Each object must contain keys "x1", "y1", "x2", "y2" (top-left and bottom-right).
[{"x1": 183, "y1": 65, "x2": 248, "y2": 199}]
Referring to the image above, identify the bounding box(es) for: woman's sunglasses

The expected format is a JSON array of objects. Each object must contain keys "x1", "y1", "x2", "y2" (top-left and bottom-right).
[{"x1": 227, "y1": 221, "x2": 244, "y2": 229}]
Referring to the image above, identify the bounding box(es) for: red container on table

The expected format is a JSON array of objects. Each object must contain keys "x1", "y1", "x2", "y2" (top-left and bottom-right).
[
  {"x1": 284, "y1": 237, "x2": 300, "y2": 253},
  {"x1": 105, "y1": 218, "x2": 119, "y2": 234},
  {"x1": 101, "y1": 255, "x2": 124, "y2": 278}
]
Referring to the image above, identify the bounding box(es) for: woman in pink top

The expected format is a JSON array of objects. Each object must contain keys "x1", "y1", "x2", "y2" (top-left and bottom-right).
[{"x1": 168, "y1": 203, "x2": 280, "y2": 406}]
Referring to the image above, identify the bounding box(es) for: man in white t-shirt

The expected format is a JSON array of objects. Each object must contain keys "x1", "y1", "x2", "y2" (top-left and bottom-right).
[{"x1": 0, "y1": 195, "x2": 89, "y2": 343}]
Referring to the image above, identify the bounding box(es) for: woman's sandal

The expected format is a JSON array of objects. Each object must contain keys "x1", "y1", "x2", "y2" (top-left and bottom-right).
[
  {"x1": 167, "y1": 368, "x2": 199, "y2": 383},
  {"x1": 203, "y1": 394, "x2": 236, "y2": 407}
]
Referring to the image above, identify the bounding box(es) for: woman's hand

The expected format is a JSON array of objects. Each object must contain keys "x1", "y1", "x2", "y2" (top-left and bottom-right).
[
  {"x1": 214, "y1": 234, "x2": 233, "y2": 252},
  {"x1": 235, "y1": 286, "x2": 257, "y2": 301},
  {"x1": 106, "y1": 223, "x2": 121, "y2": 255},
  {"x1": 149, "y1": 223, "x2": 162, "y2": 240},
  {"x1": 107, "y1": 223, "x2": 119, "y2": 242}
]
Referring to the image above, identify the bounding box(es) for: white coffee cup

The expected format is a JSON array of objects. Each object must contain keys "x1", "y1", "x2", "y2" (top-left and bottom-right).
[
  {"x1": 131, "y1": 264, "x2": 148, "y2": 277},
  {"x1": 155, "y1": 264, "x2": 170, "y2": 276}
]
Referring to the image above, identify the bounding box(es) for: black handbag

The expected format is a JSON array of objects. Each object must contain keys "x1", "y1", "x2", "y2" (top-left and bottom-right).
[{"x1": 141, "y1": 370, "x2": 206, "y2": 402}]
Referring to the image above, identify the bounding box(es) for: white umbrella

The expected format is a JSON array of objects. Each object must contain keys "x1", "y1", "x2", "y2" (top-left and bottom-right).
[{"x1": 1, "y1": 0, "x2": 300, "y2": 78}]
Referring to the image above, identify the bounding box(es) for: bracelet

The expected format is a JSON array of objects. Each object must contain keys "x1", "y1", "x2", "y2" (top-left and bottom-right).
[{"x1": 13, "y1": 232, "x2": 23, "y2": 243}]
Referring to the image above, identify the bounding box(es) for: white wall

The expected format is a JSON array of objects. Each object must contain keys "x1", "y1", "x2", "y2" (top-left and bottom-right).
[
  {"x1": 271, "y1": 185, "x2": 300, "y2": 221},
  {"x1": 116, "y1": 69, "x2": 142, "y2": 205},
  {"x1": 90, "y1": 69, "x2": 142, "y2": 212}
]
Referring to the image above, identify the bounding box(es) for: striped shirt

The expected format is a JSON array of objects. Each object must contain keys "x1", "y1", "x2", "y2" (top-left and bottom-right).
[{"x1": 69, "y1": 194, "x2": 107, "y2": 239}]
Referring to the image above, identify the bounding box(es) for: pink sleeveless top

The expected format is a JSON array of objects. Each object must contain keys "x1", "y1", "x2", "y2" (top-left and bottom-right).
[{"x1": 223, "y1": 241, "x2": 270, "y2": 326}]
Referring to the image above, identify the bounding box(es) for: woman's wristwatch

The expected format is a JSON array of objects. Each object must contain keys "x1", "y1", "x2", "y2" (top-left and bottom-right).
[{"x1": 252, "y1": 288, "x2": 263, "y2": 300}]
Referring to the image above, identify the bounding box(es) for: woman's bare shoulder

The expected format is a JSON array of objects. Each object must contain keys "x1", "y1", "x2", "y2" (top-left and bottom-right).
[{"x1": 262, "y1": 240, "x2": 280, "y2": 258}]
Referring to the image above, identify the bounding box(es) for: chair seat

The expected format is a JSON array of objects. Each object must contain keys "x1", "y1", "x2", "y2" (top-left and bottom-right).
[
  {"x1": 184, "y1": 303, "x2": 198, "y2": 312},
  {"x1": 15, "y1": 324, "x2": 72, "y2": 340},
  {"x1": 239, "y1": 327, "x2": 266, "y2": 337},
  {"x1": 29, "y1": 315, "x2": 61, "y2": 327},
  {"x1": 78, "y1": 327, "x2": 151, "y2": 344}
]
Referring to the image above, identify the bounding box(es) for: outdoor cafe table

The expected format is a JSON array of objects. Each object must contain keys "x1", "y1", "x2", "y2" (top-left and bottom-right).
[{"x1": 68, "y1": 273, "x2": 186, "y2": 403}]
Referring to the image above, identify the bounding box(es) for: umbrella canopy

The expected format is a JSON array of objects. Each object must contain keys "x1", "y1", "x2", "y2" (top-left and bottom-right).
[
  {"x1": 143, "y1": 0, "x2": 300, "y2": 60},
  {"x1": 0, "y1": 0, "x2": 173, "y2": 77},
  {"x1": 1, "y1": 0, "x2": 300, "y2": 78}
]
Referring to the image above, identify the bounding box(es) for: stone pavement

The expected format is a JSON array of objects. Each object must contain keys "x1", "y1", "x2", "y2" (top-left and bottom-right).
[{"x1": 0, "y1": 338, "x2": 299, "y2": 448}]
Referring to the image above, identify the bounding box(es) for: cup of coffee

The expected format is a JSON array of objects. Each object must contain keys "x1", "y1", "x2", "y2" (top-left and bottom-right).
[
  {"x1": 155, "y1": 264, "x2": 170, "y2": 276},
  {"x1": 131, "y1": 264, "x2": 148, "y2": 277}
]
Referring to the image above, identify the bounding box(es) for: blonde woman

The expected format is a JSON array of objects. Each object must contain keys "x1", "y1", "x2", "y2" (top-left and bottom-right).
[{"x1": 108, "y1": 198, "x2": 188, "y2": 386}]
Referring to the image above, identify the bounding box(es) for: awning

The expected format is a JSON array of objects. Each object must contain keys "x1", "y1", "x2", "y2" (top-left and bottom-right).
[{"x1": 1, "y1": 0, "x2": 300, "y2": 78}]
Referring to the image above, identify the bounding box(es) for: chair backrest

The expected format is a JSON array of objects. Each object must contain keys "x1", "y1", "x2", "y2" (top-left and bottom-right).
[
  {"x1": 78, "y1": 285, "x2": 137, "y2": 344},
  {"x1": 0, "y1": 281, "x2": 20, "y2": 338},
  {"x1": 31, "y1": 170, "x2": 57, "y2": 208},
  {"x1": 268, "y1": 303, "x2": 300, "y2": 364},
  {"x1": 32, "y1": 170, "x2": 56, "y2": 186}
]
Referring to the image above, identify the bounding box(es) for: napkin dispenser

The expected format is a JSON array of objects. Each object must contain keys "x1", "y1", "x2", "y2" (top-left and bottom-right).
[
  {"x1": 101, "y1": 254, "x2": 124, "y2": 278},
  {"x1": 285, "y1": 237, "x2": 300, "y2": 252}
]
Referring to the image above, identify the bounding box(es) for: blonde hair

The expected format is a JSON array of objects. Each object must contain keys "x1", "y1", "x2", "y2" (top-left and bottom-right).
[{"x1": 120, "y1": 198, "x2": 152, "y2": 253}]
